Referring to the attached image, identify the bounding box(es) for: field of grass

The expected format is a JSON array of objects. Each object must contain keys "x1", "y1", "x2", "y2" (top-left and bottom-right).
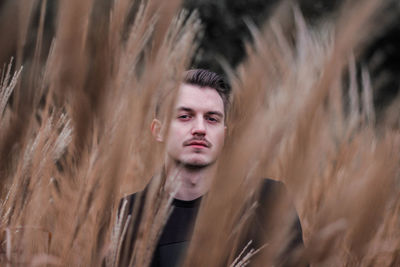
[{"x1": 0, "y1": 0, "x2": 399, "y2": 266}]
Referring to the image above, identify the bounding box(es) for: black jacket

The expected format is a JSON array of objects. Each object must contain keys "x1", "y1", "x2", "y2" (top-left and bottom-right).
[{"x1": 116, "y1": 178, "x2": 304, "y2": 267}]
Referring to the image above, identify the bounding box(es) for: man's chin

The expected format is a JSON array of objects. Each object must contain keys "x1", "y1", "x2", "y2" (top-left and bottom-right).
[
  {"x1": 180, "y1": 157, "x2": 214, "y2": 169},
  {"x1": 183, "y1": 162, "x2": 211, "y2": 169}
]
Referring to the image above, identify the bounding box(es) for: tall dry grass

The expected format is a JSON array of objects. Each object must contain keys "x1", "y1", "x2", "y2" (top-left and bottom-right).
[{"x1": 0, "y1": 0, "x2": 399, "y2": 266}]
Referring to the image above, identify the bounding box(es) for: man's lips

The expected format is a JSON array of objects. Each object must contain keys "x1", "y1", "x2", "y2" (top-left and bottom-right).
[{"x1": 183, "y1": 139, "x2": 211, "y2": 148}]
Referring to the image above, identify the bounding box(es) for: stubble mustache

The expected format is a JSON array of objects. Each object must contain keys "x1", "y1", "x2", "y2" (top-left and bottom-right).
[{"x1": 182, "y1": 137, "x2": 212, "y2": 148}]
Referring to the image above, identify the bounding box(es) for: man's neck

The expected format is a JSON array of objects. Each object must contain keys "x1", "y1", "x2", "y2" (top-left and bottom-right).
[{"x1": 165, "y1": 162, "x2": 215, "y2": 201}]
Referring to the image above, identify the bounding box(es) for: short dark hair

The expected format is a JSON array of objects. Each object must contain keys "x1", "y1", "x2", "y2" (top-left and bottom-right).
[
  {"x1": 183, "y1": 69, "x2": 231, "y2": 115},
  {"x1": 155, "y1": 69, "x2": 231, "y2": 118}
]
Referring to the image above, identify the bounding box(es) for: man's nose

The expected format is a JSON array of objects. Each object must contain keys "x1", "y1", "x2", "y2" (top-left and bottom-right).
[{"x1": 191, "y1": 117, "x2": 206, "y2": 136}]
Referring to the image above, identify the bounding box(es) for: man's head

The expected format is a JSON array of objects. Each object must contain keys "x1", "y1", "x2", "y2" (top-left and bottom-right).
[{"x1": 152, "y1": 69, "x2": 231, "y2": 168}]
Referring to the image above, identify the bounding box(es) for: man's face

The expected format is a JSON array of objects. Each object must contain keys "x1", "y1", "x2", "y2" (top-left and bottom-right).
[{"x1": 163, "y1": 83, "x2": 226, "y2": 167}]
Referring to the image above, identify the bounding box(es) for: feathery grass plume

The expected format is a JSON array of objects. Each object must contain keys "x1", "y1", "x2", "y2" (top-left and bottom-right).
[
  {"x1": 271, "y1": 1, "x2": 400, "y2": 266},
  {"x1": 0, "y1": 59, "x2": 23, "y2": 120}
]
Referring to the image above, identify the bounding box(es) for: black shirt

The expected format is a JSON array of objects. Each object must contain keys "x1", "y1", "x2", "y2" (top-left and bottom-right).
[{"x1": 151, "y1": 197, "x2": 202, "y2": 267}]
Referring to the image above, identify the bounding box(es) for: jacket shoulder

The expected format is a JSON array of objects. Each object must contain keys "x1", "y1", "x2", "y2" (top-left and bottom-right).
[
  {"x1": 259, "y1": 178, "x2": 288, "y2": 201},
  {"x1": 260, "y1": 178, "x2": 285, "y2": 190}
]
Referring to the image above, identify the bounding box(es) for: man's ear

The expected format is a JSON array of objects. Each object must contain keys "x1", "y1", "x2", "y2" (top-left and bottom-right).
[{"x1": 151, "y1": 119, "x2": 163, "y2": 142}]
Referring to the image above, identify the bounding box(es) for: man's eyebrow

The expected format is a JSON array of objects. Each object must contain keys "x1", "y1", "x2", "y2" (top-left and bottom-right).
[
  {"x1": 176, "y1": 106, "x2": 194, "y2": 112},
  {"x1": 206, "y1": 111, "x2": 224, "y2": 118}
]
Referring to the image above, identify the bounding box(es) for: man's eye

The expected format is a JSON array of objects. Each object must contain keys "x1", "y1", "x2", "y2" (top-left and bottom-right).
[
  {"x1": 207, "y1": 117, "x2": 219, "y2": 123},
  {"x1": 178, "y1": 114, "x2": 191, "y2": 120}
]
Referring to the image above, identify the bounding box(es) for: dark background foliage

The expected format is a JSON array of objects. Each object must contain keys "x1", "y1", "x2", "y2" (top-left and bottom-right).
[{"x1": 184, "y1": 0, "x2": 343, "y2": 73}]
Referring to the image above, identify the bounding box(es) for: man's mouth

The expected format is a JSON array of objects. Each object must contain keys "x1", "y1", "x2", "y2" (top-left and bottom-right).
[{"x1": 184, "y1": 139, "x2": 211, "y2": 148}]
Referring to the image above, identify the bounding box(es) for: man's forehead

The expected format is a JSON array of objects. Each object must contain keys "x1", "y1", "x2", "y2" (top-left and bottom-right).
[{"x1": 175, "y1": 84, "x2": 224, "y2": 114}]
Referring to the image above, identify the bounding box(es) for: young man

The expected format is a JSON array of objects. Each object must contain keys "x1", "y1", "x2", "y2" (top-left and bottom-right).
[
  {"x1": 118, "y1": 69, "x2": 304, "y2": 267},
  {"x1": 151, "y1": 70, "x2": 228, "y2": 201}
]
